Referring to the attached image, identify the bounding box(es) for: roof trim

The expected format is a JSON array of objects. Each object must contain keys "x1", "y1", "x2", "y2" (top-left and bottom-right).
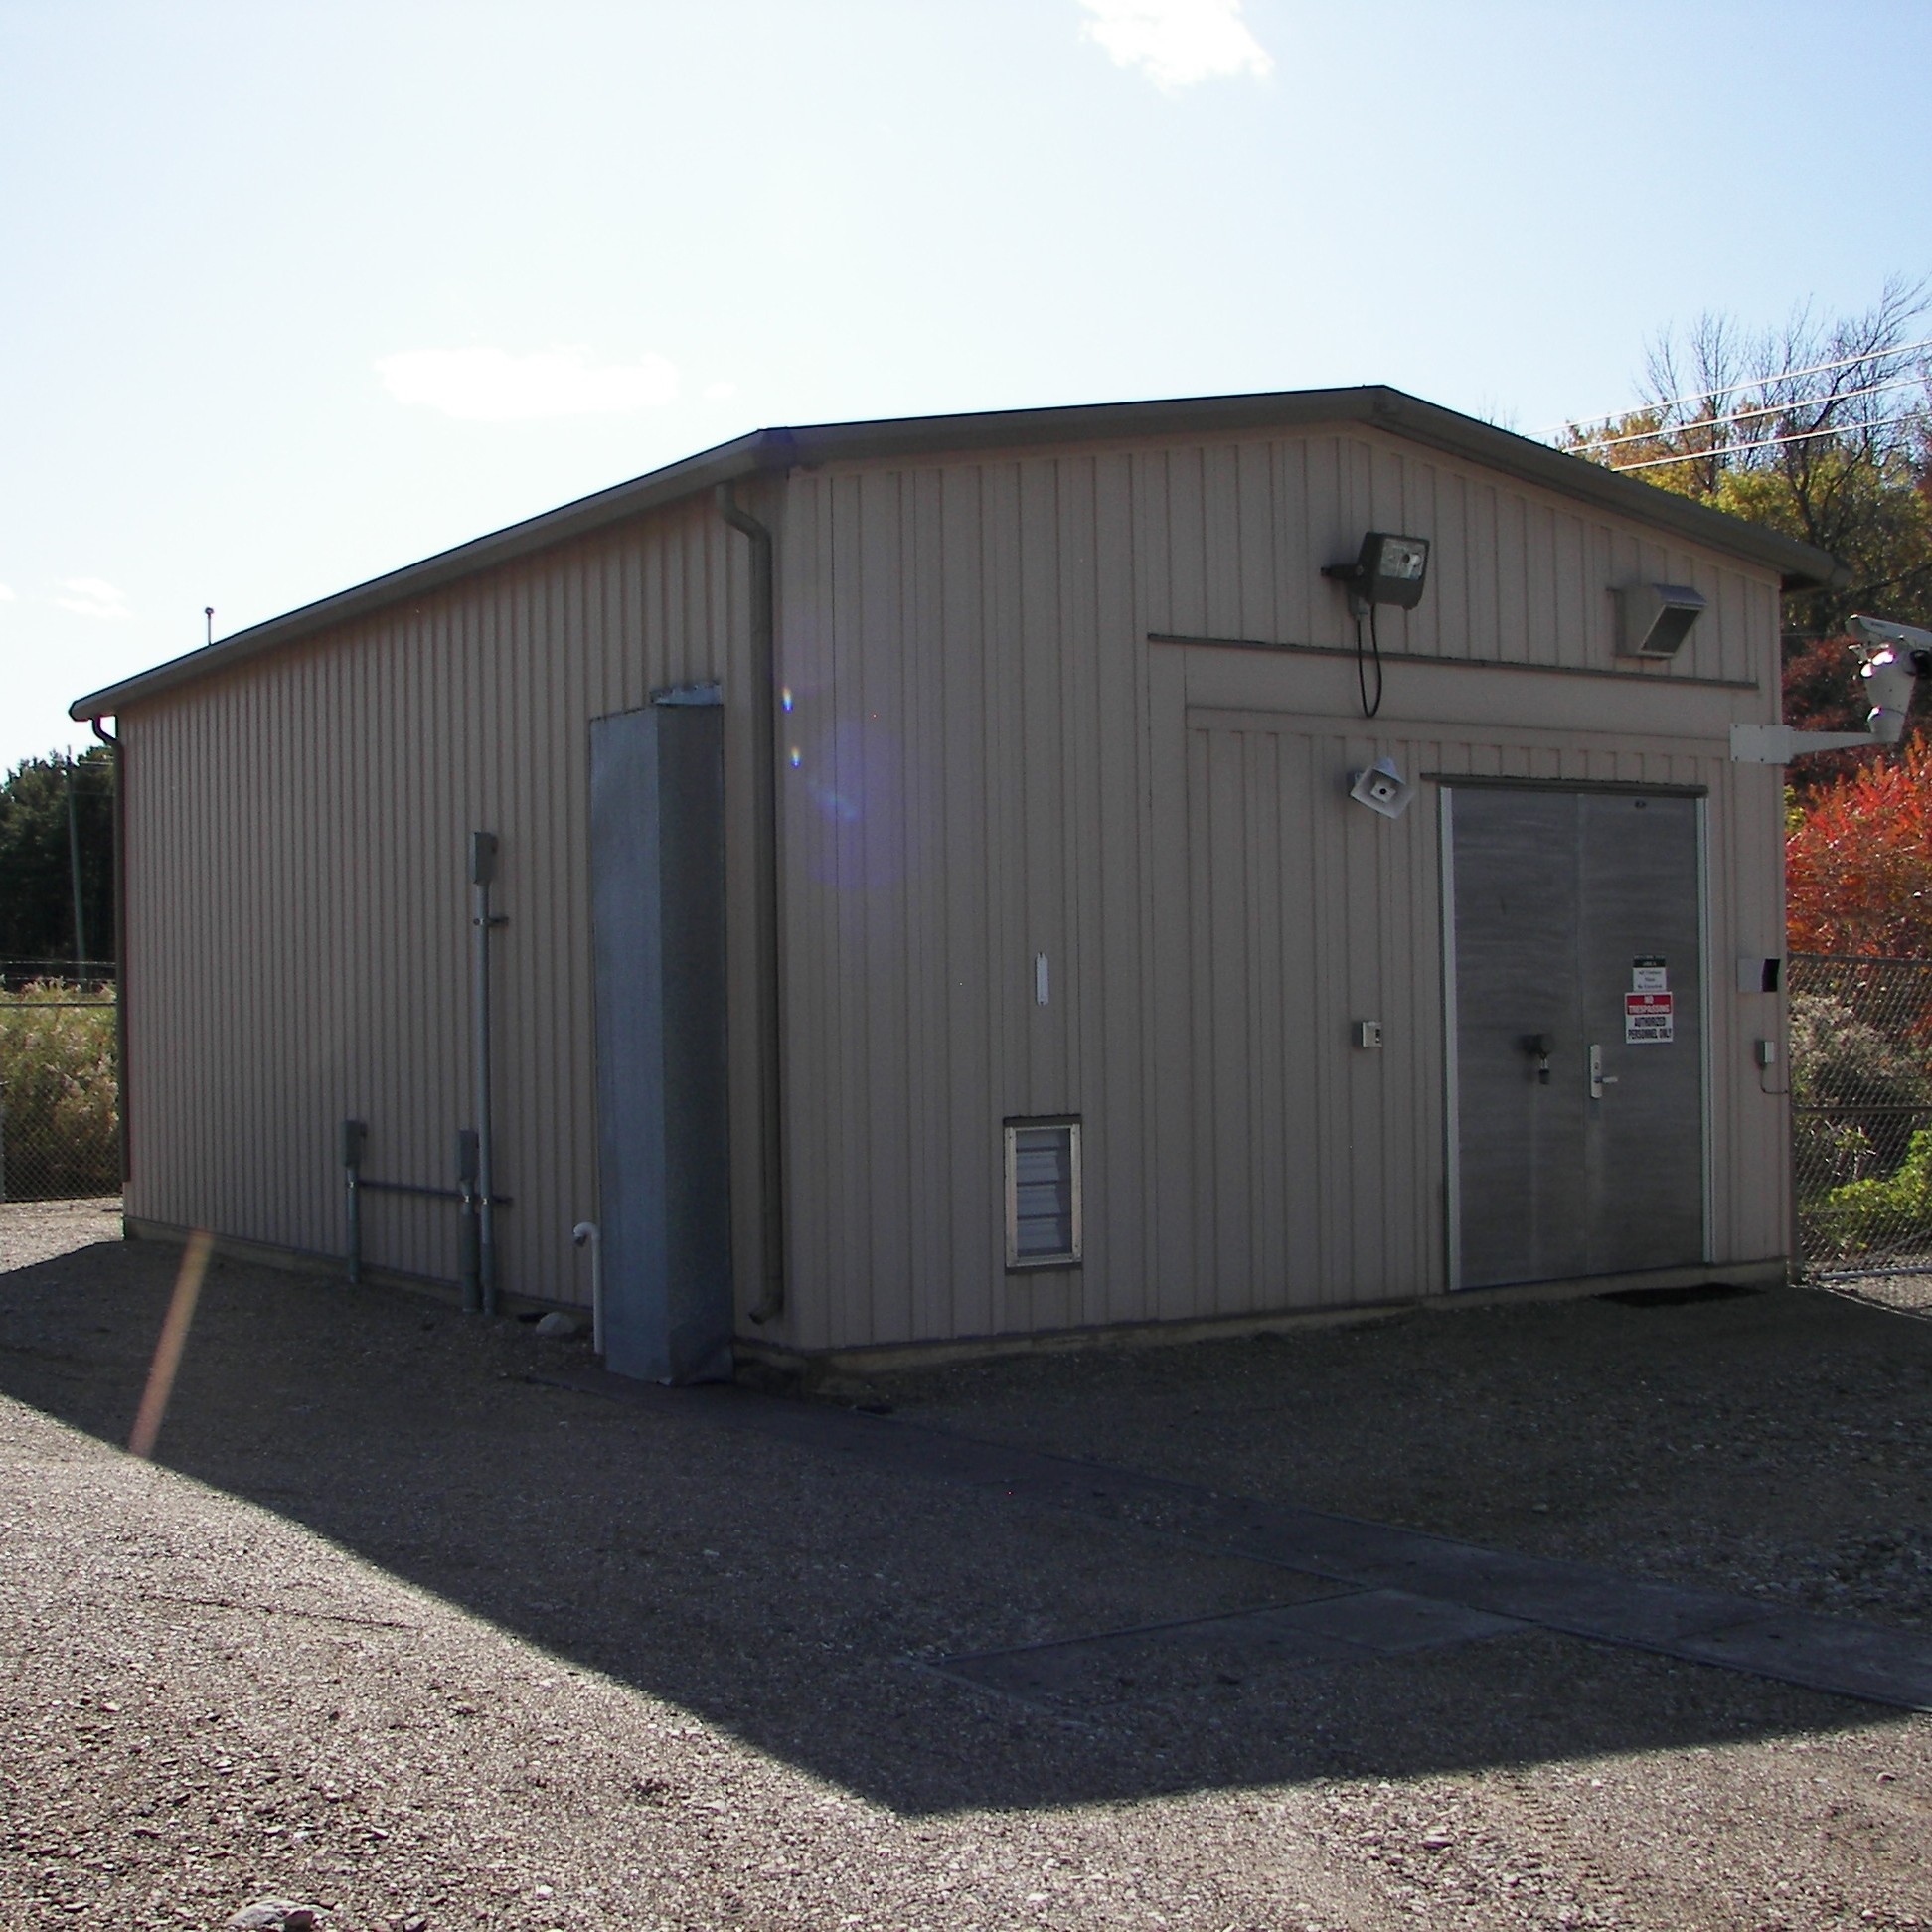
[{"x1": 71, "y1": 385, "x2": 1842, "y2": 720}]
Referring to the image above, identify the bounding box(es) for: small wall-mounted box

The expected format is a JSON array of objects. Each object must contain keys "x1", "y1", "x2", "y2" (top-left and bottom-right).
[
  {"x1": 1615, "y1": 582, "x2": 1706, "y2": 658},
  {"x1": 1352, "y1": 1020, "x2": 1383, "y2": 1049}
]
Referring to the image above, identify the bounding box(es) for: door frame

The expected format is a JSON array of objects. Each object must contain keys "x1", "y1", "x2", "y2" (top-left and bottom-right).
[{"x1": 1438, "y1": 775, "x2": 1713, "y2": 1293}]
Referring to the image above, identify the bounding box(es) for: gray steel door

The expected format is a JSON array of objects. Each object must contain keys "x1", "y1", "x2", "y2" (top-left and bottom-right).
[{"x1": 1451, "y1": 786, "x2": 1704, "y2": 1289}]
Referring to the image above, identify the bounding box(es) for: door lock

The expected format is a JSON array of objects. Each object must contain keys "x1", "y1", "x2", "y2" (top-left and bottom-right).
[
  {"x1": 1522, "y1": 1033, "x2": 1553, "y2": 1085},
  {"x1": 1589, "y1": 1043, "x2": 1619, "y2": 1100}
]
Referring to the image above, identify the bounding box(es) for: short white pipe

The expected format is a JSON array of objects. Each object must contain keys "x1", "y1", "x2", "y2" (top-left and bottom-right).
[{"x1": 572, "y1": 1221, "x2": 602, "y2": 1355}]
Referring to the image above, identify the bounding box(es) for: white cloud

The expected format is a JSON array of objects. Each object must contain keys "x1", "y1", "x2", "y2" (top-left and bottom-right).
[
  {"x1": 0, "y1": 583, "x2": 16, "y2": 602},
  {"x1": 703, "y1": 380, "x2": 738, "y2": 401},
  {"x1": 53, "y1": 578, "x2": 130, "y2": 620},
  {"x1": 376, "y1": 344, "x2": 681, "y2": 421},
  {"x1": 1077, "y1": 0, "x2": 1272, "y2": 87}
]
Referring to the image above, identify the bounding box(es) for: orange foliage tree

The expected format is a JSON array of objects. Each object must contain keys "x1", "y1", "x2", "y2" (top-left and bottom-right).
[{"x1": 1787, "y1": 734, "x2": 1932, "y2": 954}]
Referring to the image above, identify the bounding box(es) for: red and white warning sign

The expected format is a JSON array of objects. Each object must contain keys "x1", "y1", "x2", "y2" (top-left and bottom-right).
[{"x1": 1624, "y1": 992, "x2": 1674, "y2": 1044}]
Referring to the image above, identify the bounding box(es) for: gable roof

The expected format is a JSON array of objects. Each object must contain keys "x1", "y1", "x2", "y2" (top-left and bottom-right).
[{"x1": 71, "y1": 384, "x2": 1842, "y2": 720}]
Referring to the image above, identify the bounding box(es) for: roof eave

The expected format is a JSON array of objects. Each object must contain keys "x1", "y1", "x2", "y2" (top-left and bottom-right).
[
  {"x1": 70, "y1": 385, "x2": 1842, "y2": 721},
  {"x1": 68, "y1": 428, "x2": 786, "y2": 720}
]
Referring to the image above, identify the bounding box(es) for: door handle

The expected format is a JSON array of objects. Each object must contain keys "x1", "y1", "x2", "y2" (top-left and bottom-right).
[
  {"x1": 1522, "y1": 1033, "x2": 1553, "y2": 1084},
  {"x1": 1589, "y1": 1044, "x2": 1618, "y2": 1100}
]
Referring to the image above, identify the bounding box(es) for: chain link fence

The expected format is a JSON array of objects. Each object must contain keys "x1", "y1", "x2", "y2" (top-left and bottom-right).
[
  {"x1": 0, "y1": 963, "x2": 119, "y2": 1204},
  {"x1": 1791, "y1": 953, "x2": 1932, "y2": 1277},
  {"x1": 1, "y1": 947, "x2": 1926, "y2": 1265}
]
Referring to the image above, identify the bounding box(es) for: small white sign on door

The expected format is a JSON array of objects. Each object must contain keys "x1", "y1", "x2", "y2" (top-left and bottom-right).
[
  {"x1": 1625, "y1": 991, "x2": 1674, "y2": 1044},
  {"x1": 1632, "y1": 956, "x2": 1669, "y2": 993}
]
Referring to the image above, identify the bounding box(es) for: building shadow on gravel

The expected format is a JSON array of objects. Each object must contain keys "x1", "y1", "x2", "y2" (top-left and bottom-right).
[{"x1": 0, "y1": 1235, "x2": 1921, "y2": 1818}]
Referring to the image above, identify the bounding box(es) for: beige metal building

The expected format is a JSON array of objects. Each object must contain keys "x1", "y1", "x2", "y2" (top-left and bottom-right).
[{"x1": 72, "y1": 387, "x2": 1838, "y2": 1374}]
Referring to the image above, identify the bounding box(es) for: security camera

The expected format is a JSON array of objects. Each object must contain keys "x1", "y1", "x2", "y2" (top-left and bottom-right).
[
  {"x1": 1732, "y1": 615, "x2": 1932, "y2": 763},
  {"x1": 1848, "y1": 614, "x2": 1932, "y2": 745}
]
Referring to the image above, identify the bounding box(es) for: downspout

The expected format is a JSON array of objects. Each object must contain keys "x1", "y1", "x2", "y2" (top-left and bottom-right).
[
  {"x1": 715, "y1": 479, "x2": 786, "y2": 1325},
  {"x1": 89, "y1": 718, "x2": 127, "y2": 1196},
  {"x1": 469, "y1": 830, "x2": 502, "y2": 1316}
]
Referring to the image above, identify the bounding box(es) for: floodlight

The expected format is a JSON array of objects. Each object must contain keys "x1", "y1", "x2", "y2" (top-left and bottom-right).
[{"x1": 1324, "y1": 532, "x2": 1431, "y2": 614}]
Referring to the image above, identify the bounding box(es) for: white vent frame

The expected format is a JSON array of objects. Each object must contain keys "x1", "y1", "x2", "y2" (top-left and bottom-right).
[{"x1": 1003, "y1": 1117, "x2": 1083, "y2": 1271}]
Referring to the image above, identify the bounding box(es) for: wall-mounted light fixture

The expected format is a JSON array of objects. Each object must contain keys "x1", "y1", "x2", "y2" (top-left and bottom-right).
[
  {"x1": 1614, "y1": 582, "x2": 1705, "y2": 658},
  {"x1": 1324, "y1": 532, "x2": 1432, "y2": 720},
  {"x1": 1348, "y1": 755, "x2": 1415, "y2": 820},
  {"x1": 1323, "y1": 532, "x2": 1431, "y2": 616}
]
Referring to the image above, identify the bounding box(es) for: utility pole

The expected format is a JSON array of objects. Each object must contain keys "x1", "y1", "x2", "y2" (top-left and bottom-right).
[{"x1": 65, "y1": 758, "x2": 86, "y2": 976}]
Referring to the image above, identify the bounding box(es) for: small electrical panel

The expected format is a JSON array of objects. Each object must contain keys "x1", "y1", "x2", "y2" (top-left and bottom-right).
[
  {"x1": 1754, "y1": 1038, "x2": 1777, "y2": 1069},
  {"x1": 1352, "y1": 1020, "x2": 1383, "y2": 1049}
]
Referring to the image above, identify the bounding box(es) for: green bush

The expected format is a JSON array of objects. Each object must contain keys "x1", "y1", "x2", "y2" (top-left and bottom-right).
[
  {"x1": 0, "y1": 982, "x2": 118, "y2": 1200},
  {"x1": 1789, "y1": 987, "x2": 1932, "y2": 1192},
  {"x1": 1812, "y1": 1125, "x2": 1932, "y2": 1261}
]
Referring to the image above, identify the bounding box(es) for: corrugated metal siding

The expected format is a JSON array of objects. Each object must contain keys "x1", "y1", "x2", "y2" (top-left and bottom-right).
[
  {"x1": 121, "y1": 495, "x2": 768, "y2": 1309},
  {"x1": 775, "y1": 426, "x2": 1786, "y2": 1349},
  {"x1": 1133, "y1": 431, "x2": 1774, "y2": 687},
  {"x1": 118, "y1": 417, "x2": 1788, "y2": 1355}
]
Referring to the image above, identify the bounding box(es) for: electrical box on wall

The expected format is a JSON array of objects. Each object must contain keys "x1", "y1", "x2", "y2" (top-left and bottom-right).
[{"x1": 1352, "y1": 1020, "x2": 1383, "y2": 1049}]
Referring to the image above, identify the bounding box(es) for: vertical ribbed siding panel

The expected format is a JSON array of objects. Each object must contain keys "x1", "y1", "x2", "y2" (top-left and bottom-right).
[
  {"x1": 932, "y1": 465, "x2": 995, "y2": 1339},
  {"x1": 116, "y1": 502, "x2": 744, "y2": 1311},
  {"x1": 1177, "y1": 716, "x2": 1457, "y2": 1311},
  {"x1": 979, "y1": 465, "x2": 1027, "y2": 1334},
  {"x1": 1097, "y1": 452, "x2": 1158, "y2": 1328},
  {"x1": 1015, "y1": 457, "x2": 1076, "y2": 1336},
  {"x1": 779, "y1": 477, "x2": 834, "y2": 1351},
  {"x1": 1057, "y1": 456, "x2": 1107, "y2": 1325}
]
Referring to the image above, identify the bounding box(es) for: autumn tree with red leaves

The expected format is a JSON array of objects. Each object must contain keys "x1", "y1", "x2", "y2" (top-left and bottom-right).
[{"x1": 1786, "y1": 736, "x2": 1932, "y2": 955}]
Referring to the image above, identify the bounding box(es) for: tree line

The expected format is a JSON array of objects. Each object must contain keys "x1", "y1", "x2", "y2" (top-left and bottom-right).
[
  {"x1": 1565, "y1": 276, "x2": 1932, "y2": 952},
  {"x1": 0, "y1": 747, "x2": 115, "y2": 975}
]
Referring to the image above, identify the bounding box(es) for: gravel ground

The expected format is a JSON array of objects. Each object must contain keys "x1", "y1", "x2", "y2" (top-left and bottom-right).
[
  {"x1": 1, "y1": 1208, "x2": 1930, "y2": 1930},
  {"x1": 880, "y1": 1276, "x2": 1932, "y2": 1635}
]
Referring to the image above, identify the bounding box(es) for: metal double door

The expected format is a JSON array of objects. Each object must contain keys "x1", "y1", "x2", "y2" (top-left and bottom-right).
[{"x1": 1449, "y1": 785, "x2": 1705, "y2": 1290}]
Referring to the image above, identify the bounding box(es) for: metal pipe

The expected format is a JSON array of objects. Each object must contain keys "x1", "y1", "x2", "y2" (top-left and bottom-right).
[
  {"x1": 572, "y1": 1220, "x2": 603, "y2": 1355},
  {"x1": 714, "y1": 481, "x2": 787, "y2": 1325},
  {"x1": 341, "y1": 1118, "x2": 367, "y2": 1284},
  {"x1": 456, "y1": 1126, "x2": 481, "y2": 1312},
  {"x1": 469, "y1": 832, "x2": 501, "y2": 1316},
  {"x1": 65, "y1": 760, "x2": 86, "y2": 977},
  {"x1": 89, "y1": 717, "x2": 127, "y2": 1192}
]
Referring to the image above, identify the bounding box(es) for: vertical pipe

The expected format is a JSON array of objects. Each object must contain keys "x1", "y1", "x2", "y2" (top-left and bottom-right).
[
  {"x1": 714, "y1": 481, "x2": 786, "y2": 1324},
  {"x1": 65, "y1": 760, "x2": 87, "y2": 977},
  {"x1": 88, "y1": 719, "x2": 127, "y2": 1193},
  {"x1": 470, "y1": 832, "x2": 500, "y2": 1315},
  {"x1": 341, "y1": 1118, "x2": 366, "y2": 1283},
  {"x1": 573, "y1": 1220, "x2": 602, "y2": 1355},
  {"x1": 456, "y1": 1127, "x2": 481, "y2": 1313}
]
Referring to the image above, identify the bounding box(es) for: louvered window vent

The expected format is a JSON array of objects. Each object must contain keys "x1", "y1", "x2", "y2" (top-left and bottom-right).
[{"x1": 1004, "y1": 1118, "x2": 1082, "y2": 1270}]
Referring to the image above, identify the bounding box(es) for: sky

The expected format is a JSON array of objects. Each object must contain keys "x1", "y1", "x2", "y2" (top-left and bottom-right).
[{"x1": 2, "y1": 0, "x2": 1928, "y2": 768}]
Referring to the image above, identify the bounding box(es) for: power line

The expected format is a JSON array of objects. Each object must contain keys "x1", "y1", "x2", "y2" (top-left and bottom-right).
[
  {"x1": 1606, "y1": 409, "x2": 1932, "y2": 474},
  {"x1": 1542, "y1": 334, "x2": 1932, "y2": 437},
  {"x1": 1566, "y1": 375, "x2": 1928, "y2": 455}
]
